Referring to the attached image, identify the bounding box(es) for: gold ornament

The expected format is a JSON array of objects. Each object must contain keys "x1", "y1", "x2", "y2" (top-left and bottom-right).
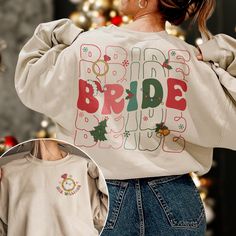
[
  {"x1": 92, "y1": 0, "x2": 112, "y2": 11},
  {"x1": 166, "y1": 22, "x2": 186, "y2": 40},
  {"x1": 70, "y1": 11, "x2": 91, "y2": 29}
]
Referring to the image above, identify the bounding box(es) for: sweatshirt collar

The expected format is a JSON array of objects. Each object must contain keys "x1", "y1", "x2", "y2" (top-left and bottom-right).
[
  {"x1": 106, "y1": 24, "x2": 168, "y2": 38},
  {"x1": 26, "y1": 152, "x2": 72, "y2": 166}
]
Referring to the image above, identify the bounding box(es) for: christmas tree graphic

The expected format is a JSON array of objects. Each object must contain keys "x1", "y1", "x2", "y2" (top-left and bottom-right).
[{"x1": 90, "y1": 119, "x2": 108, "y2": 142}]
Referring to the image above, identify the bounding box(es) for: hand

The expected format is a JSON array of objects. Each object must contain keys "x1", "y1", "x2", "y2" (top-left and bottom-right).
[
  {"x1": 197, "y1": 47, "x2": 203, "y2": 61},
  {"x1": 197, "y1": 53, "x2": 203, "y2": 61}
]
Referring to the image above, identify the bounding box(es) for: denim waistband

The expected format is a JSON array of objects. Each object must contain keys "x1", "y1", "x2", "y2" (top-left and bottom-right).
[{"x1": 106, "y1": 173, "x2": 190, "y2": 186}]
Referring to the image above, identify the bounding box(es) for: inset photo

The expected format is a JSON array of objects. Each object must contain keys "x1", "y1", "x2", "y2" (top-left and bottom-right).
[{"x1": 0, "y1": 138, "x2": 109, "y2": 236}]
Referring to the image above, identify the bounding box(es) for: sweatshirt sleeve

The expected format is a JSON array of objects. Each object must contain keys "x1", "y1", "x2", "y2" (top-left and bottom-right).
[
  {"x1": 197, "y1": 34, "x2": 236, "y2": 149},
  {"x1": 0, "y1": 170, "x2": 8, "y2": 236},
  {"x1": 14, "y1": 18, "x2": 84, "y2": 131},
  {"x1": 87, "y1": 161, "x2": 108, "y2": 233},
  {"x1": 198, "y1": 34, "x2": 236, "y2": 100}
]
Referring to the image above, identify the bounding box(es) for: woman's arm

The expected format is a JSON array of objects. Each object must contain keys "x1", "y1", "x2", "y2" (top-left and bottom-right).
[
  {"x1": 87, "y1": 161, "x2": 108, "y2": 233},
  {"x1": 198, "y1": 34, "x2": 236, "y2": 100},
  {"x1": 197, "y1": 34, "x2": 236, "y2": 150},
  {"x1": 14, "y1": 19, "x2": 84, "y2": 131}
]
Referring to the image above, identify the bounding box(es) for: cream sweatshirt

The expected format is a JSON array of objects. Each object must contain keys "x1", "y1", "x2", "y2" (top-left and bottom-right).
[
  {"x1": 14, "y1": 19, "x2": 236, "y2": 179},
  {"x1": 0, "y1": 152, "x2": 108, "y2": 236}
]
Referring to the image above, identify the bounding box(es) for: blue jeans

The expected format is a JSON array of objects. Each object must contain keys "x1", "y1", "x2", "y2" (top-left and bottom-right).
[{"x1": 101, "y1": 174, "x2": 206, "y2": 236}]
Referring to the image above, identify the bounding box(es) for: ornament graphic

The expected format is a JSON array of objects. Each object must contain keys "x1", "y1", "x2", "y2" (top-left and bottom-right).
[
  {"x1": 56, "y1": 173, "x2": 81, "y2": 196},
  {"x1": 155, "y1": 122, "x2": 170, "y2": 137}
]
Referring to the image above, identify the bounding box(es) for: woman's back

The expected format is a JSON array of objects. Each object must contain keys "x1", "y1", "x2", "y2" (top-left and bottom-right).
[{"x1": 14, "y1": 19, "x2": 236, "y2": 179}]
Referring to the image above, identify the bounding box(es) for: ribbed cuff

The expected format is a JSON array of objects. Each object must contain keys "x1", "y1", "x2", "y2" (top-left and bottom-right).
[
  {"x1": 198, "y1": 38, "x2": 220, "y2": 63},
  {"x1": 53, "y1": 19, "x2": 84, "y2": 45}
]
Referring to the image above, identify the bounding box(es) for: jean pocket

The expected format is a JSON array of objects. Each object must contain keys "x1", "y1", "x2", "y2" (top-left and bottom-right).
[
  {"x1": 148, "y1": 174, "x2": 205, "y2": 228},
  {"x1": 103, "y1": 180, "x2": 128, "y2": 230}
]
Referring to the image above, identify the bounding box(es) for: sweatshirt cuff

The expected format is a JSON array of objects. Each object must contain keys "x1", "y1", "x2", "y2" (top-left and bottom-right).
[
  {"x1": 198, "y1": 38, "x2": 220, "y2": 63},
  {"x1": 53, "y1": 19, "x2": 84, "y2": 46}
]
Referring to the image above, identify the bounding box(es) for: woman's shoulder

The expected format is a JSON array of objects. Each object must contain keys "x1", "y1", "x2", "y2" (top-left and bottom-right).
[
  {"x1": 67, "y1": 153, "x2": 91, "y2": 165},
  {"x1": 0, "y1": 152, "x2": 29, "y2": 178},
  {"x1": 165, "y1": 33, "x2": 196, "y2": 50},
  {"x1": 67, "y1": 154, "x2": 100, "y2": 177}
]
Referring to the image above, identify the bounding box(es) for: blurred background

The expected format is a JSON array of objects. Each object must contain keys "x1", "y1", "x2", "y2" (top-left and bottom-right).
[{"x1": 0, "y1": 0, "x2": 235, "y2": 235}]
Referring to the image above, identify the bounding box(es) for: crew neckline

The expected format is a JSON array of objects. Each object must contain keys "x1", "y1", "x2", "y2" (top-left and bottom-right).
[
  {"x1": 26, "y1": 152, "x2": 72, "y2": 166},
  {"x1": 108, "y1": 24, "x2": 168, "y2": 37}
]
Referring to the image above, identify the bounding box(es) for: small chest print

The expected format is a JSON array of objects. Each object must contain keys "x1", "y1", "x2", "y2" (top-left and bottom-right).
[{"x1": 56, "y1": 173, "x2": 81, "y2": 196}]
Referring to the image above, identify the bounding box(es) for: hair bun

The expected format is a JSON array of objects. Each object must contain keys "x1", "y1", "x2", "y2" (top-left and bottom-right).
[
  {"x1": 158, "y1": 0, "x2": 215, "y2": 40},
  {"x1": 180, "y1": 0, "x2": 192, "y2": 9},
  {"x1": 158, "y1": 0, "x2": 191, "y2": 25}
]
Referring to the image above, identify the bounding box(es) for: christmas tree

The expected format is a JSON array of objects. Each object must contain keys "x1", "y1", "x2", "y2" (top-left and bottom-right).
[{"x1": 90, "y1": 119, "x2": 108, "y2": 142}]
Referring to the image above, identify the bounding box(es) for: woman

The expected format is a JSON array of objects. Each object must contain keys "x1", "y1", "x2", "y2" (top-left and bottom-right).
[
  {"x1": 0, "y1": 139, "x2": 108, "y2": 236},
  {"x1": 4, "y1": 0, "x2": 236, "y2": 235}
]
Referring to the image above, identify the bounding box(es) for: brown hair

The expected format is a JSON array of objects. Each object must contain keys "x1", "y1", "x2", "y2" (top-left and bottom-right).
[{"x1": 158, "y1": 0, "x2": 216, "y2": 39}]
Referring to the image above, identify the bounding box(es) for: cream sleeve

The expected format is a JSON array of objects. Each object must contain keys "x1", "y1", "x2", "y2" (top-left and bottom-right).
[
  {"x1": 14, "y1": 18, "x2": 84, "y2": 131},
  {"x1": 87, "y1": 161, "x2": 108, "y2": 233},
  {"x1": 198, "y1": 34, "x2": 236, "y2": 101},
  {"x1": 0, "y1": 170, "x2": 8, "y2": 236},
  {"x1": 197, "y1": 34, "x2": 236, "y2": 150}
]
